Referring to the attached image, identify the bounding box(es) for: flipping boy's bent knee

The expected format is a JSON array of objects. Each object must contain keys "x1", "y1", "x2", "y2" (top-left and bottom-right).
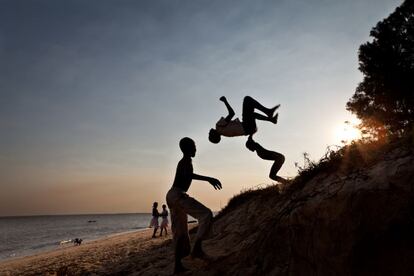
[
  {"x1": 279, "y1": 154, "x2": 285, "y2": 164},
  {"x1": 244, "y1": 96, "x2": 253, "y2": 103}
]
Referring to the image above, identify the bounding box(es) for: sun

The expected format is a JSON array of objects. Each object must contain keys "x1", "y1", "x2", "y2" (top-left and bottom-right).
[{"x1": 334, "y1": 118, "x2": 361, "y2": 144}]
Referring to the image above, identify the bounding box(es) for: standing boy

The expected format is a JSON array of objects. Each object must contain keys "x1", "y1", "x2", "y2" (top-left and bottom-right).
[{"x1": 166, "y1": 137, "x2": 222, "y2": 273}]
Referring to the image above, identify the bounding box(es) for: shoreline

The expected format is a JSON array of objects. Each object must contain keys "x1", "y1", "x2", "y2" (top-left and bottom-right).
[
  {"x1": 0, "y1": 227, "x2": 149, "y2": 264},
  {"x1": 0, "y1": 227, "x2": 150, "y2": 265},
  {"x1": 0, "y1": 227, "x2": 176, "y2": 275}
]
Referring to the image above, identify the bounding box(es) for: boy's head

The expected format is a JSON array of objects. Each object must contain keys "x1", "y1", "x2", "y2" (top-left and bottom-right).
[
  {"x1": 208, "y1": 128, "x2": 221, "y2": 144},
  {"x1": 162, "y1": 204, "x2": 167, "y2": 209},
  {"x1": 179, "y1": 137, "x2": 196, "y2": 157},
  {"x1": 153, "y1": 202, "x2": 158, "y2": 208}
]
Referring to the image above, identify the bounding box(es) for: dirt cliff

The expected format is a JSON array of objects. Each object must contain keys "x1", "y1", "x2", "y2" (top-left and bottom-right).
[{"x1": 192, "y1": 139, "x2": 414, "y2": 275}]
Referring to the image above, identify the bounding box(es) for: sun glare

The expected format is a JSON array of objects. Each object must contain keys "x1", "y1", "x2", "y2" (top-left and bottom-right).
[{"x1": 334, "y1": 117, "x2": 362, "y2": 144}]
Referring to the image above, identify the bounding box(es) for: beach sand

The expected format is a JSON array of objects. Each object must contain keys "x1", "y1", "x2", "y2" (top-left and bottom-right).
[
  {"x1": 0, "y1": 223, "x2": 222, "y2": 276},
  {"x1": 0, "y1": 228, "x2": 180, "y2": 276},
  {"x1": 0, "y1": 222, "x2": 226, "y2": 276}
]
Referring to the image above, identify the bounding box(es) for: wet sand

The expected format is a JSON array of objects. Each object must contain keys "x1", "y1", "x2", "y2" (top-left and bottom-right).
[
  {"x1": 0, "y1": 222, "x2": 226, "y2": 276},
  {"x1": 0, "y1": 228, "x2": 177, "y2": 275}
]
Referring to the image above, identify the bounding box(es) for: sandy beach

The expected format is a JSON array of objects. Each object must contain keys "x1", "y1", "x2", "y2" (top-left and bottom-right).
[
  {"x1": 0, "y1": 222, "x2": 221, "y2": 276},
  {"x1": 0, "y1": 228, "x2": 179, "y2": 276}
]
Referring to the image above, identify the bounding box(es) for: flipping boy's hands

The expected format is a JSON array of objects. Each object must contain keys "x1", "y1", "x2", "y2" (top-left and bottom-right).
[
  {"x1": 209, "y1": 178, "x2": 222, "y2": 190},
  {"x1": 219, "y1": 96, "x2": 227, "y2": 102}
]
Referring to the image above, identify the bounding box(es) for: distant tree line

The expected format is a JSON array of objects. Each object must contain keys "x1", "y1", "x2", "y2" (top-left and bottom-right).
[{"x1": 347, "y1": 0, "x2": 414, "y2": 139}]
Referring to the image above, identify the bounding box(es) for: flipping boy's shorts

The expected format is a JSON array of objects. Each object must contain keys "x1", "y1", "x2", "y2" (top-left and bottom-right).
[{"x1": 242, "y1": 96, "x2": 258, "y2": 135}]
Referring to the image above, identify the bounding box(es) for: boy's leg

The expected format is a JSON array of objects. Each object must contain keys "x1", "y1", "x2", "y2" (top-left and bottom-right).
[
  {"x1": 167, "y1": 190, "x2": 191, "y2": 273},
  {"x1": 174, "y1": 235, "x2": 190, "y2": 273},
  {"x1": 175, "y1": 193, "x2": 213, "y2": 258},
  {"x1": 152, "y1": 227, "x2": 158, "y2": 238},
  {"x1": 170, "y1": 207, "x2": 191, "y2": 273},
  {"x1": 252, "y1": 112, "x2": 276, "y2": 123},
  {"x1": 177, "y1": 194, "x2": 213, "y2": 242},
  {"x1": 242, "y1": 97, "x2": 278, "y2": 133},
  {"x1": 269, "y1": 153, "x2": 284, "y2": 176},
  {"x1": 243, "y1": 96, "x2": 277, "y2": 118},
  {"x1": 269, "y1": 152, "x2": 287, "y2": 183},
  {"x1": 170, "y1": 207, "x2": 190, "y2": 254}
]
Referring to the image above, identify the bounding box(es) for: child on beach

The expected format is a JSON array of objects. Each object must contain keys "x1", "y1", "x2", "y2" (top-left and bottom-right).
[
  {"x1": 166, "y1": 137, "x2": 222, "y2": 274},
  {"x1": 149, "y1": 202, "x2": 160, "y2": 238},
  {"x1": 245, "y1": 135, "x2": 288, "y2": 184},
  {"x1": 209, "y1": 96, "x2": 280, "y2": 143},
  {"x1": 159, "y1": 204, "x2": 169, "y2": 237}
]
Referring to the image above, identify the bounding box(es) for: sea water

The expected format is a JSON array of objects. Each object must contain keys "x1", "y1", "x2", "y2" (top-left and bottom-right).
[{"x1": 0, "y1": 213, "x2": 153, "y2": 261}]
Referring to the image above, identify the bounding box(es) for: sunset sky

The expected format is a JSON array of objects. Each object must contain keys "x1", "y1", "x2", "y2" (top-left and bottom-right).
[{"x1": 0, "y1": 0, "x2": 401, "y2": 216}]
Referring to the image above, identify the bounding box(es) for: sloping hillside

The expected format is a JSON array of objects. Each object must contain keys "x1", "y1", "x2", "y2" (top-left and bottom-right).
[
  {"x1": 3, "y1": 139, "x2": 411, "y2": 275},
  {"x1": 189, "y1": 139, "x2": 414, "y2": 275}
]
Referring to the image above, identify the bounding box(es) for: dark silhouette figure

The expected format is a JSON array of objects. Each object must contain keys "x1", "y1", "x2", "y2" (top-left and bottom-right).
[
  {"x1": 159, "y1": 204, "x2": 169, "y2": 237},
  {"x1": 73, "y1": 238, "x2": 82, "y2": 246},
  {"x1": 166, "y1": 137, "x2": 222, "y2": 274},
  {"x1": 246, "y1": 135, "x2": 287, "y2": 184},
  {"x1": 149, "y1": 202, "x2": 160, "y2": 238},
  {"x1": 209, "y1": 96, "x2": 279, "y2": 143}
]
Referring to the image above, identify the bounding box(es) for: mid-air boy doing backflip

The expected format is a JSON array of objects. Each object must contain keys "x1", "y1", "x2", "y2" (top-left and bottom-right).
[{"x1": 209, "y1": 96, "x2": 279, "y2": 143}]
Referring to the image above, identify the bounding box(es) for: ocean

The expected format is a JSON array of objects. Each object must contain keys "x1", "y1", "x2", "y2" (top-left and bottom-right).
[{"x1": 0, "y1": 213, "x2": 154, "y2": 261}]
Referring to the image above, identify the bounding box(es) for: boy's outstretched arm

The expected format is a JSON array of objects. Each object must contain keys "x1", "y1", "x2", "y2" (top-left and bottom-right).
[
  {"x1": 220, "y1": 96, "x2": 235, "y2": 122},
  {"x1": 192, "y1": 173, "x2": 222, "y2": 190}
]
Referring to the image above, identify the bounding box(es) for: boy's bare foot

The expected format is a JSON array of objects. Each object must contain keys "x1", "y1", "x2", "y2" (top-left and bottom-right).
[
  {"x1": 174, "y1": 263, "x2": 189, "y2": 274},
  {"x1": 273, "y1": 175, "x2": 289, "y2": 184},
  {"x1": 219, "y1": 96, "x2": 227, "y2": 102},
  {"x1": 191, "y1": 251, "x2": 216, "y2": 264},
  {"x1": 191, "y1": 247, "x2": 211, "y2": 260},
  {"x1": 267, "y1": 104, "x2": 280, "y2": 117},
  {"x1": 271, "y1": 113, "x2": 278, "y2": 124}
]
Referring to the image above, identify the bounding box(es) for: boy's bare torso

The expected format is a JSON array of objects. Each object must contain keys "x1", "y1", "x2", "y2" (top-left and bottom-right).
[{"x1": 172, "y1": 157, "x2": 193, "y2": 192}]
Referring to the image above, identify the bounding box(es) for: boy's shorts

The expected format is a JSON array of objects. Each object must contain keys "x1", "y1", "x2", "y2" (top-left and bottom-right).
[
  {"x1": 166, "y1": 187, "x2": 213, "y2": 251},
  {"x1": 242, "y1": 96, "x2": 258, "y2": 135}
]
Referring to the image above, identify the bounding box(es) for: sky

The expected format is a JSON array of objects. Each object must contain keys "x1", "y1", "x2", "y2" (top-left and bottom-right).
[{"x1": 0, "y1": 0, "x2": 402, "y2": 216}]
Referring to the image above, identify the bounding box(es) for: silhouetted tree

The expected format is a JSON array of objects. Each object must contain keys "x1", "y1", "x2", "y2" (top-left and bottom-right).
[{"x1": 346, "y1": 0, "x2": 414, "y2": 139}]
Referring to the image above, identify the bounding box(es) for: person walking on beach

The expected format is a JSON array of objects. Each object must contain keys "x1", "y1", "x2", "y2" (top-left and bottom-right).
[
  {"x1": 149, "y1": 202, "x2": 160, "y2": 238},
  {"x1": 245, "y1": 135, "x2": 288, "y2": 184},
  {"x1": 159, "y1": 204, "x2": 169, "y2": 237},
  {"x1": 209, "y1": 96, "x2": 279, "y2": 143},
  {"x1": 166, "y1": 137, "x2": 222, "y2": 274}
]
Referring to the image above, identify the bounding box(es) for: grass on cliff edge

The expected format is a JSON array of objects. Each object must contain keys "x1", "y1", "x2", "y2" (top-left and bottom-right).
[{"x1": 215, "y1": 132, "x2": 414, "y2": 220}]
